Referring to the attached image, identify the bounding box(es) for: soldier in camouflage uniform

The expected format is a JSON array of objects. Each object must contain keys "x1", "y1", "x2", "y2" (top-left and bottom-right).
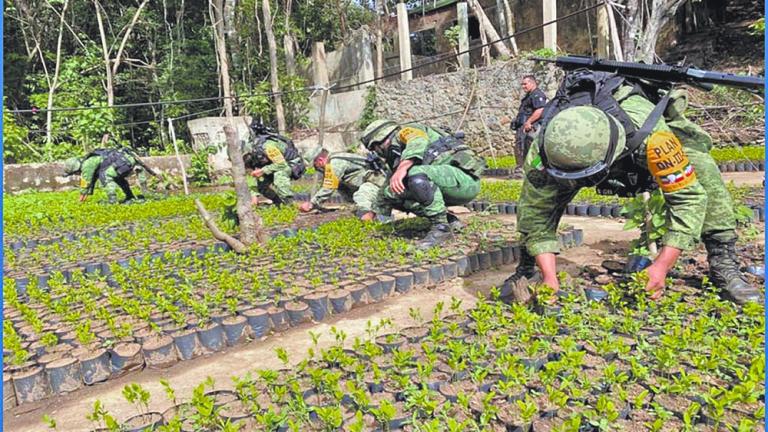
[
  {"x1": 63, "y1": 146, "x2": 148, "y2": 204},
  {"x1": 298, "y1": 147, "x2": 387, "y2": 219},
  {"x1": 361, "y1": 119, "x2": 486, "y2": 248},
  {"x1": 506, "y1": 72, "x2": 762, "y2": 305},
  {"x1": 242, "y1": 121, "x2": 305, "y2": 206}
]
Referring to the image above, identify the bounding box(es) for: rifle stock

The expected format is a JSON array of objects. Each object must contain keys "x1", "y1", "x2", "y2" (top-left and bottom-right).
[{"x1": 533, "y1": 56, "x2": 764, "y2": 91}]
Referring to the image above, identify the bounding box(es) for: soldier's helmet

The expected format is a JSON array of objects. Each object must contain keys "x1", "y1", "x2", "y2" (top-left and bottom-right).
[
  {"x1": 542, "y1": 106, "x2": 626, "y2": 171},
  {"x1": 360, "y1": 120, "x2": 399, "y2": 151},
  {"x1": 63, "y1": 157, "x2": 82, "y2": 175}
]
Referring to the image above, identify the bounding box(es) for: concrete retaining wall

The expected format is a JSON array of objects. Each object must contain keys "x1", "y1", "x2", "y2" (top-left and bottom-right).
[{"x1": 4, "y1": 155, "x2": 191, "y2": 194}]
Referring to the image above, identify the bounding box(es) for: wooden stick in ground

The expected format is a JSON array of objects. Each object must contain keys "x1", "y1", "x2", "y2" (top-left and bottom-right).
[
  {"x1": 168, "y1": 118, "x2": 190, "y2": 195},
  {"x1": 317, "y1": 86, "x2": 329, "y2": 149},
  {"x1": 194, "y1": 198, "x2": 247, "y2": 254},
  {"x1": 454, "y1": 69, "x2": 478, "y2": 132}
]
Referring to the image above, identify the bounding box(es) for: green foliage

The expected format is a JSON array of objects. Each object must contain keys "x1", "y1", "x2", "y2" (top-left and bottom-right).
[
  {"x1": 749, "y1": 17, "x2": 765, "y2": 36},
  {"x1": 358, "y1": 86, "x2": 378, "y2": 130},
  {"x1": 485, "y1": 155, "x2": 517, "y2": 169},
  {"x1": 189, "y1": 146, "x2": 218, "y2": 187},
  {"x1": 3, "y1": 100, "x2": 30, "y2": 163},
  {"x1": 621, "y1": 190, "x2": 667, "y2": 255},
  {"x1": 444, "y1": 25, "x2": 461, "y2": 48},
  {"x1": 710, "y1": 145, "x2": 765, "y2": 162}
]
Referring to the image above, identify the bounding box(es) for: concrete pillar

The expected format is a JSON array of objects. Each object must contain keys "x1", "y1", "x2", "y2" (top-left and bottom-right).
[
  {"x1": 312, "y1": 42, "x2": 329, "y2": 87},
  {"x1": 542, "y1": 0, "x2": 557, "y2": 51},
  {"x1": 457, "y1": 2, "x2": 470, "y2": 69},
  {"x1": 597, "y1": 3, "x2": 610, "y2": 58},
  {"x1": 396, "y1": 2, "x2": 413, "y2": 80},
  {"x1": 359, "y1": 31, "x2": 375, "y2": 87}
]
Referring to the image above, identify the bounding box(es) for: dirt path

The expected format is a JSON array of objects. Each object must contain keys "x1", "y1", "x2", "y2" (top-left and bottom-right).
[
  {"x1": 721, "y1": 171, "x2": 765, "y2": 186},
  {"x1": 6, "y1": 281, "x2": 478, "y2": 432}
]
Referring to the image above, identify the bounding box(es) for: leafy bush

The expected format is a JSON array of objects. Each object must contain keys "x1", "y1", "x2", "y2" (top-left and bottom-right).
[
  {"x1": 710, "y1": 146, "x2": 765, "y2": 163},
  {"x1": 485, "y1": 155, "x2": 517, "y2": 169}
]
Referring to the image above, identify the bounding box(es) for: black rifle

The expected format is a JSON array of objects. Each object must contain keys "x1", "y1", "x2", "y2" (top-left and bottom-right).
[
  {"x1": 120, "y1": 146, "x2": 159, "y2": 177},
  {"x1": 533, "y1": 56, "x2": 764, "y2": 91}
]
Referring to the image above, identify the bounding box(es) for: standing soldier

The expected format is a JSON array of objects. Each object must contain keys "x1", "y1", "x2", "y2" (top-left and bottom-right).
[
  {"x1": 298, "y1": 148, "x2": 388, "y2": 220},
  {"x1": 361, "y1": 120, "x2": 485, "y2": 248},
  {"x1": 512, "y1": 75, "x2": 548, "y2": 169},
  {"x1": 505, "y1": 70, "x2": 762, "y2": 305},
  {"x1": 242, "y1": 120, "x2": 305, "y2": 206},
  {"x1": 62, "y1": 137, "x2": 149, "y2": 204}
]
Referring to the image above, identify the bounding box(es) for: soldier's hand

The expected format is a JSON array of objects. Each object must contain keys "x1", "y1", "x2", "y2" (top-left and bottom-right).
[
  {"x1": 360, "y1": 211, "x2": 376, "y2": 221},
  {"x1": 644, "y1": 263, "x2": 667, "y2": 300},
  {"x1": 523, "y1": 122, "x2": 533, "y2": 132},
  {"x1": 251, "y1": 168, "x2": 264, "y2": 178},
  {"x1": 79, "y1": 194, "x2": 88, "y2": 203},
  {"x1": 390, "y1": 168, "x2": 408, "y2": 195},
  {"x1": 251, "y1": 196, "x2": 260, "y2": 206},
  {"x1": 298, "y1": 202, "x2": 313, "y2": 213}
]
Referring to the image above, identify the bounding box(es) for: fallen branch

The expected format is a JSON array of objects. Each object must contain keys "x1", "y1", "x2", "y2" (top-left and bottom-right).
[{"x1": 195, "y1": 198, "x2": 247, "y2": 254}]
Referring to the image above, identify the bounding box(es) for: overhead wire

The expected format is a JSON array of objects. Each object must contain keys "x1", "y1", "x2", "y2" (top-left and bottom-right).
[{"x1": 8, "y1": 2, "x2": 604, "y2": 115}]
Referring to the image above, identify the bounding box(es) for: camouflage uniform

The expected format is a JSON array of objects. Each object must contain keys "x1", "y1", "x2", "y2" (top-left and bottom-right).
[
  {"x1": 514, "y1": 83, "x2": 761, "y2": 304},
  {"x1": 242, "y1": 136, "x2": 301, "y2": 205},
  {"x1": 362, "y1": 120, "x2": 485, "y2": 247},
  {"x1": 64, "y1": 149, "x2": 147, "y2": 204},
  {"x1": 310, "y1": 152, "x2": 386, "y2": 215}
]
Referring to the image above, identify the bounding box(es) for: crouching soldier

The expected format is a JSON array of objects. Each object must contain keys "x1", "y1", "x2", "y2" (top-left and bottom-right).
[
  {"x1": 63, "y1": 146, "x2": 149, "y2": 204},
  {"x1": 299, "y1": 147, "x2": 388, "y2": 220},
  {"x1": 361, "y1": 119, "x2": 485, "y2": 248},
  {"x1": 242, "y1": 120, "x2": 306, "y2": 206}
]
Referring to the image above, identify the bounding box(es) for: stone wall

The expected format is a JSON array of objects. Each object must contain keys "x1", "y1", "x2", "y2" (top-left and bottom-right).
[
  {"x1": 3, "y1": 155, "x2": 191, "y2": 194},
  {"x1": 374, "y1": 58, "x2": 563, "y2": 156}
]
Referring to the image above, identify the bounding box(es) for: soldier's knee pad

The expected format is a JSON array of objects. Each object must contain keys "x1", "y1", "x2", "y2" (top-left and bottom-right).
[{"x1": 406, "y1": 174, "x2": 437, "y2": 206}]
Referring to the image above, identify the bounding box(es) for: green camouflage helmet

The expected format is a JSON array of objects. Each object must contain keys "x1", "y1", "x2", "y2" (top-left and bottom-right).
[
  {"x1": 360, "y1": 120, "x2": 398, "y2": 150},
  {"x1": 542, "y1": 106, "x2": 626, "y2": 171},
  {"x1": 63, "y1": 157, "x2": 82, "y2": 175}
]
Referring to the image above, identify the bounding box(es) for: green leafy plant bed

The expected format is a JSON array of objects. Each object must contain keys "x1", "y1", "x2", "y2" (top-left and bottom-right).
[
  {"x1": 6, "y1": 217, "x2": 580, "y2": 404},
  {"x1": 58, "y1": 266, "x2": 764, "y2": 431}
]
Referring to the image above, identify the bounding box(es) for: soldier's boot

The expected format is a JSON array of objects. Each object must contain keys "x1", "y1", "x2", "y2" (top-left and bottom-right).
[
  {"x1": 703, "y1": 235, "x2": 763, "y2": 305},
  {"x1": 417, "y1": 222, "x2": 454, "y2": 249},
  {"x1": 446, "y1": 213, "x2": 464, "y2": 232},
  {"x1": 500, "y1": 248, "x2": 541, "y2": 304},
  {"x1": 259, "y1": 188, "x2": 284, "y2": 206}
]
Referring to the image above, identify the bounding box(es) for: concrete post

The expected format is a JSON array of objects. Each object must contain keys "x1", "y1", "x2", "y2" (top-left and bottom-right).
[
  {"x1": 359, "y1": 31, "x2": 375, "y2": 87},
  {"x1": 597, "y1": 3, "x2": 610, "y2": 58},
  {"x1": 312, "y1": 42, "x2": 330, "y2": 87},
  {"x1": 457, "y1": 2, "x2": 470, "y2": 69},
  {"x1": 396, "y1": 2, "x2": 413, "y2": 80},
  {"x1": 542, "y1": 0, "x2": 557, "y2": 51}
]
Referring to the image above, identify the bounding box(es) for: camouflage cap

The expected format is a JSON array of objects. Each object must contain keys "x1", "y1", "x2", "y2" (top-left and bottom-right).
[
  {"x1": 360, "y1": 120, "x2": 398, "y2": 150},
  {"x1": 542, "y1": 106, "x2": 626, "y2": 171},
  {"x1": 63, "y1": 157, "x2": 82, "y2": 175}
]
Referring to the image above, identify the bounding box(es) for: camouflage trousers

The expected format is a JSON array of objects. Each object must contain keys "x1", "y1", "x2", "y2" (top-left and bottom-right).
[
  {"x1": 669, "y1": 118, "x2": 736, "y2": 242},
  {"x1": 337, "y1": 182, "x2": 381, "y2": 214},
  {"x1": 102, "y1": 166, "x2": 148, "y2": 203},
  {"x1": 376, "y1": 165, "x2": 480, "y2": 224},
  {"x1": 256, "y1": 168, "x2": 294, "y2": 204}
]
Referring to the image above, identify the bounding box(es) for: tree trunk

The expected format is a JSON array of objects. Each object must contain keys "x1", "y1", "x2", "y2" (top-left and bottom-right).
[
  {"x1": 501, "y1": 0, "x2": 519, "y2": 55},
  {"x1": 334, "y1": 0, "x2": 348, "y2": 38},
  {"x1": 112, "y1": 0, "x2": 150, "y2": 79},
  {"x1": 93, "y1": 0, "x2": 114, "y2": 106},
  {"x1": 375, "y1": 0, "x2": 384, "y2": 78},
  {"x1": 283, "y1": 0, "x2": 296, "y2": 76},
  {"x1": 46, "y1": 0, "x2": 70, "y2": 145},
  {"x1": 209, "y1": 0, "x2": 266, "y2": 247},
  {"x1": 619, "y1": 0, "x2": 688, "y2": 62},
  {"x1": 466, "y1": 0, "x2": 511, "y2": 58},
  {"x1": 262, "y1": 0, "x2": 287, "y2": 133}
]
